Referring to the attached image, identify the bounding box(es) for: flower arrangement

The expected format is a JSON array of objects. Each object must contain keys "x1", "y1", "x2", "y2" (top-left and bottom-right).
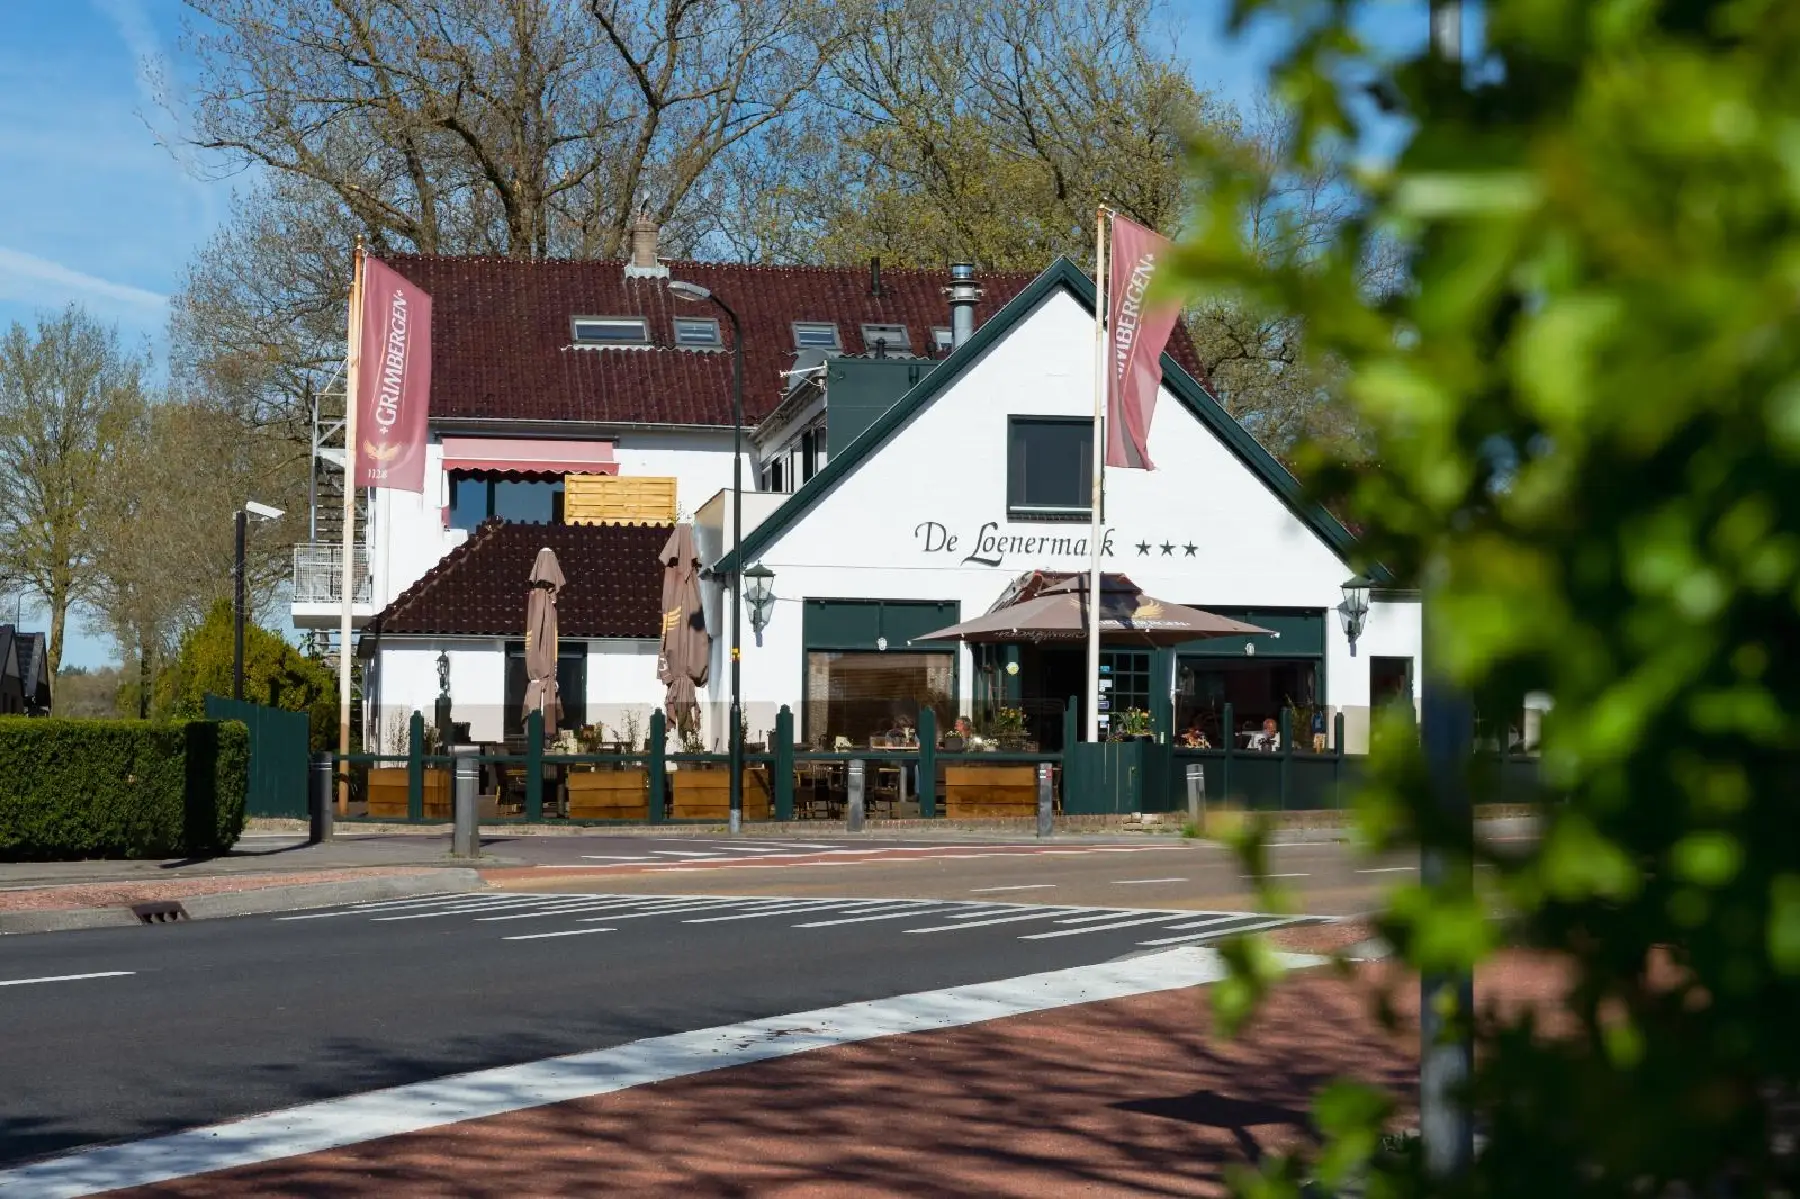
[
  {"x1": 1112, "y1": 707, "x2": 1153, "y2": 739},
  {"x1": 985, "y1": 705, "x2": 1028, "y2": 750}
]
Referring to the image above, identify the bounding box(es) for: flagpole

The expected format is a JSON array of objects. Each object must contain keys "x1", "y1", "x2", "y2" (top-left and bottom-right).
[
  {"x1": 1085, "y1": 206, "x2": 1110, "y2": 744},
  {"x1": 337, "y1": 241, "x2": 364, "y2": 814}
]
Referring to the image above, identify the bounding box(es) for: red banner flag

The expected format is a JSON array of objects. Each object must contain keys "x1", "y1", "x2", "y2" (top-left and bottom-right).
[
  {"x1": 1105, "y1": 215, "x2": 1180, "y2": 470},
  {"x1": 354, "y1": 256, "x2": 432, "y2": 492}
]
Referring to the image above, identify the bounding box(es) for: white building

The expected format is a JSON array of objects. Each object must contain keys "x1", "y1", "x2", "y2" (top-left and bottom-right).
[{"x1": 297, "y1": 233, "x2": 1420, "y2": 754}]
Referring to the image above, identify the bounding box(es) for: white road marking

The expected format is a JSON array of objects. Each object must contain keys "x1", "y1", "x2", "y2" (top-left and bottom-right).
[
  {"x1": 1356, "y1": 866, "x2": 1416, "y2": 874},
  {"x1": 372, "y1": 898, "x2": 554, "y2": 921},
  {"x1": 969, "y1": 884, "x2": 1056, "y2": 893},
  {"x1": 792, "y1": 904, "x2": 960, "y2": 927},
  {"x1": 1137, "y1": 916, "x2": 1302, "y2": 946},
  {"x1": 1022, "y1": 914, "x2": 1199, "y2": 939},
  {"x1": 0, "y1": 948, "x2": 1333, "y2": 1198},
  {"x1": 905, "y1": 910, "x2": 1078, "y2": 933},
  {"x1": 1113, "y1": 878, "x2": 1186, "y2": 885},
  {"x1": 1151, "y1": 913, "x2": 1256, "y2": 932},
  {"x1": 587, "y1": 900, "x2": 770, "y2": 921},
  {"x1": 650, "y1": 850, "x2": 723, "y2": 858},
  {"x1": 0, "y1": 972, "x2": 135, "y2": 988},
  {"x1": 574, "y1": 898, "x2": 778, "y2": 921},
  {"x1": 682, "y1": 901, "x2": 881, "y2": 923},
  {"x1": 503, "y1": 928, "x2": 614, "y2": 941},
  {"x1": 475, "y1": 903, "x2": 637, "y2": 922},
  {"x1": 348, "y1": 894, "x2": 494, "y2": 911}
]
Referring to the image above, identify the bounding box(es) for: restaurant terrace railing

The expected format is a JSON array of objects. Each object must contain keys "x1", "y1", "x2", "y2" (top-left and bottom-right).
[{"x1": 323, "y1": 703, "x2": 1545, "y2": 825}]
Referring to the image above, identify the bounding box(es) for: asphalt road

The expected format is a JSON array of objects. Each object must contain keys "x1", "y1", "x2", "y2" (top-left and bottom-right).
[{"x1": 0, "y1": 889, "x2": 1318, "y2": 1170}]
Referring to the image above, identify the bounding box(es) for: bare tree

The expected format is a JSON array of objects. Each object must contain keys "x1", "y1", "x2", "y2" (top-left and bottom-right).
[
  {"x1": 90, "y1": 393, "x2": 307, "y2": 694},
  {"x1": 179, "y1": 0, "x2": 838, "y2": 259},
  {"x1": 0, "y1": 308, "x2": 148, "y2": 674},
  {"x1": 1184, "y1": 99, "x2": 1399, "y2": 456},
  {"x1": 771, "y1": 0, "x2": 1218, "y2": 267}
]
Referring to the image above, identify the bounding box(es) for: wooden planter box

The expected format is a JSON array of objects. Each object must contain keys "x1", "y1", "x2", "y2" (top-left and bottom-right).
[
  {"x1": 367, "y1": 766, "x2": 452, "y2": 819},
  {"x1": 566, "y1": 767, "x2": 650, "y2": 821},
  {"x1": 670, "y1": 765, "x2": 773, "y2": 821},
  {"x1": 944, "y1": 763, "x2": 1038, "y2": 819}
]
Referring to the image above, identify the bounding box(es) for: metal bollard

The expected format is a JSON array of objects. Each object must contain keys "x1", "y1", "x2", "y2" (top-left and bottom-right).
[
  {"x1": 1036, "y1": 763, "x2": 1053, "y2": 838},
  {"x1": 309, "y1": 752, "x2": 334, "y2": 844},
  {"x1": 452, "y1": 750, "x2": 480, "y2": 858},
  {"x1": 1186, "y1": 763, "x2": 1206, "y2": 832},
  {"x1": 846, "y1": 759, "x2": 866, "y2": 832}
]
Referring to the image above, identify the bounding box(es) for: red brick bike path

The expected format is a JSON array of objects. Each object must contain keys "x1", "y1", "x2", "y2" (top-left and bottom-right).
[{"x1": 108, "y1": 947, "x2": 1571, "y2": 1199}]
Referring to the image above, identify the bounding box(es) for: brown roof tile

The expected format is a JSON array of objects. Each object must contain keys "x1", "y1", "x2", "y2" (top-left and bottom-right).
[
  {"x1": 369, "y1": 520, "x2": 670, "y2": 639},
  {"x1": 384, "y1": 256, "x2": 1211, "y2": 428}
]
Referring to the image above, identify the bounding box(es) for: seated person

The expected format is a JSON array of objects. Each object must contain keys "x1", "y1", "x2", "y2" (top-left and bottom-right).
[
  {"x1": 1178, "y1": 722, "x2": 1210, "y2": 749},
  {"x1": 1259, "y1": 716, "x2": 1280, "y2": 751}
]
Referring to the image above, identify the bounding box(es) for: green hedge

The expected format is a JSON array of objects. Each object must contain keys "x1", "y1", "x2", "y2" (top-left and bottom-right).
[{"x1": 0, "y1": 718, "x2": 249, "y2": 860}]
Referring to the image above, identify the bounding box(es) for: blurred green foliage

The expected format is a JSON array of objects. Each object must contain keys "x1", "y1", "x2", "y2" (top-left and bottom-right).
[
  {"x1": 155, "y1": 600, "x2": 336, "y2": 751},
  {"x1": 1168, "y1": 0, "x2": 1800, "y2": 1192}
]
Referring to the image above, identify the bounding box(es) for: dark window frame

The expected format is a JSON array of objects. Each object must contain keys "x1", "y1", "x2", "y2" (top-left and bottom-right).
[
  {"x1": 503, "y1": 641, "x2": 589, "y2": 736},
  {"x1": 448, "y1": 471, "x2": 565, "y2": 530},
  {"x1": 1006, "y1": 415, "x2": 1094, "y2": 523}
]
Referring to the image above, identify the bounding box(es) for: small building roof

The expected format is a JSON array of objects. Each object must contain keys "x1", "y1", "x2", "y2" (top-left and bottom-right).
[{"x1": 366, "y1": 520, "x2": 671, "y2": 641}]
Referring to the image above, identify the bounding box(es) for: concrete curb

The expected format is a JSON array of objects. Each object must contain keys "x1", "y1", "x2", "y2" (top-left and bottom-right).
[{"x1": 0, "y1": 868, "x2": 487, "y2": 936}]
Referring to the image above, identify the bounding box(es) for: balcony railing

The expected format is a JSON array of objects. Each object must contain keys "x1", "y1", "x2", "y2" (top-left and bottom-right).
[{"x1": 293, "y1": 543, "x2": 372, "y2": 605}]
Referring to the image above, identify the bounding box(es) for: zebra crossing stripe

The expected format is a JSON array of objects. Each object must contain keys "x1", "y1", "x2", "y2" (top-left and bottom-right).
[
  {"x1": 792, "y1": 904, "x2": 963, "y2": 928},
  {"x1": 1020, "y1": 914, "x2": 1201, "y2": 940},
  {"x1": 1136, "y1": 917, "x2": 1306, "y2": 947},
  {"x1": 682, "y1": 900, "x2": 885, "y2": 923},
  {"x1": 904, "y1": 909, "x2": 1080, "y2": 933}
]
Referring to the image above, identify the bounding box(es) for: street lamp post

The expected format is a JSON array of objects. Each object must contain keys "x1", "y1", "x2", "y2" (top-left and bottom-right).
[
  {"x1": 668, "y1": 278, "x2": 746, "y2": 833},
  {"x1": 234, "y1": 501, "x2": 286, "y2": 702}
]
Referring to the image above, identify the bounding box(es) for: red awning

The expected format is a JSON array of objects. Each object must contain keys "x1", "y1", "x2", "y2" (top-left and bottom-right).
[{"x1": 440, "y1": 437, "x2": 617, "y2": 476}]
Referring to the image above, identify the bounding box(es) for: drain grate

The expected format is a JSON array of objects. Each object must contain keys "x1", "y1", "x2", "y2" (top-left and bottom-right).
[{"x1": 131, "y1": 901, "x2": 188, "y2": 924}]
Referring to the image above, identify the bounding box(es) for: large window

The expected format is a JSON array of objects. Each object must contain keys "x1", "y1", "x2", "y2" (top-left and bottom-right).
[
  {"x1": 449, "y1": 472, "x2": 565, "y2": 529},
  {"x1": 1175, "y1": 657, "x2": 1319, "y2": 750},
  {"x1": 504, "y1": 642, "x2": 587, "y2": 735},
  {"x1": 804, "y1": 651, "x2": 954, "y2": 748},
  {"x1": 1008, "y1": 417, "x2": 1092, "y2": 521}
]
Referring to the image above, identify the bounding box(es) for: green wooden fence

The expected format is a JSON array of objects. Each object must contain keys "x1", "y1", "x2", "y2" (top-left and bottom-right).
[{"x1": 204, "y1": 695, "x2": 311, "y2": 818}]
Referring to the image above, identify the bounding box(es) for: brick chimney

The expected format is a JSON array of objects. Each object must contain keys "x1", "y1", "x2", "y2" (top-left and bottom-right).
[{"x1": 624, "y1": 210, "x2": 668, "y2": 279}]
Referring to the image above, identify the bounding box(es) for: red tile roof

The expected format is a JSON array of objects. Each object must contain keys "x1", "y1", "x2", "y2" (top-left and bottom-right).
[
  {"x1": 367, "y1": 520, "x2": 670, "y2": 639},
  {"x1": 384, "y1": 255, "x2": 1210, "y2": 427}
]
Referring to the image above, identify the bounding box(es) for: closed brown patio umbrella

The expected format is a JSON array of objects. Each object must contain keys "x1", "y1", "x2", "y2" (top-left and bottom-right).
[
  {"x1": 657, "y1": 524, "x2": 710, "y2": 735},
  {"x1": 522, "y1": 547, "x2": 565, "y2": 740}
]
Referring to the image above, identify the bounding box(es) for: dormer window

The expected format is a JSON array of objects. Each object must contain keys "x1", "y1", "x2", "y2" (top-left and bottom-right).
[
  {"x1": 792, "y1": 321, "x2": 840, "y2": 351},
  {"x1": 861, "y1": 323, "x2": 910, "y2": 355},
  {"x1": 572, "y1": 316, "x2": 649, "y2": 345},
  {"x1": 673, "y1": 316, "x2": 722, "y2": 347}
]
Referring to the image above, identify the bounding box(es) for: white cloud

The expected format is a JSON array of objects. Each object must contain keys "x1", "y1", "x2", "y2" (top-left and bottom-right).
[
  {"x1": 89, "y1": 0, "x2": 163, "y2": 114},
  {"x1": 0, "y1": 245, "x2": 167, "y2": 312}
]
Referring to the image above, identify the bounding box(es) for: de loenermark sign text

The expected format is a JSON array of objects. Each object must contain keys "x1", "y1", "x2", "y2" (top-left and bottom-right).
[{"x1": 913, "y1": 520, "x2": 1203, "y2": 569}]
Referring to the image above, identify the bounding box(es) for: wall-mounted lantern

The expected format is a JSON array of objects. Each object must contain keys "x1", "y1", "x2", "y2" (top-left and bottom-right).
[
  {"x1": 1339, "y1": 575, "x2": 1372, "y2": 656},
  {"x1": 745, "y1": 563, "x2": 776, "y2": 646}
]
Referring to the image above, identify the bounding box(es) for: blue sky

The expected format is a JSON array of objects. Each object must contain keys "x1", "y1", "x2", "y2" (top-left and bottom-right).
[{"x1": 0, "y1": 0, "x2": 1426, "y2": 668}]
